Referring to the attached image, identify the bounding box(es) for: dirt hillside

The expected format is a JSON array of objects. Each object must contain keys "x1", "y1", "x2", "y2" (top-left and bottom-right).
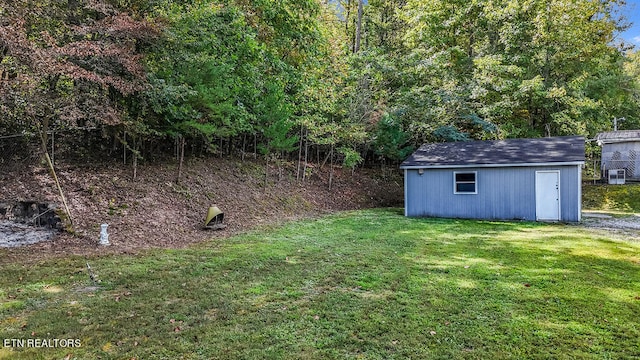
[{"x1": 0, "y1": 157, "x2": 403, "y2": 263}]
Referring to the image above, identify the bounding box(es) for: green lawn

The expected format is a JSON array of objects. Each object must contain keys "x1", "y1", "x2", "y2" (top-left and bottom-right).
[{"x1": 1, "y1": 209, "x2": 639, "y2": 359}]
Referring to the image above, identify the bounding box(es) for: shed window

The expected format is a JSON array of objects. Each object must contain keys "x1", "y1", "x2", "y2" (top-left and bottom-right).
[{"x1": 454, "y1": 172, "x2": 477, "y2": 194}]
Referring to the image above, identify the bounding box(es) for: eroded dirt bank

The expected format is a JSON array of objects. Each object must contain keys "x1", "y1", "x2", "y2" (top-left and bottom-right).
[{"x1": 0, "y1": 157, "x2": 403, "y2": 263}]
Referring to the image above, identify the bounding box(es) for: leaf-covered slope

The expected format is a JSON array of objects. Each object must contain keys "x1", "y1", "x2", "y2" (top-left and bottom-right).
[{"x1": 0, "y1": 157, "x2": 402, "y2": 262}]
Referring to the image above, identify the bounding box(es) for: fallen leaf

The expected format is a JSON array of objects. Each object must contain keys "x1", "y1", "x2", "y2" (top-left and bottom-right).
[
  {"x1": 313, "y1": 315, "x2": 320, "y2": 320},
  {"x1": 523, "y1": 283, "x2": 531, "y2": 287},
  {"x1": 174, "y1": 326, "x2": 181, "y2": 332}
]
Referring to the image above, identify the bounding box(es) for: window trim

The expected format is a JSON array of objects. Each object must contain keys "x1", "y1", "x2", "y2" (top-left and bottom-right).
[{"x1": 453, "y1": 171, "x2": 477, "y2": 194}]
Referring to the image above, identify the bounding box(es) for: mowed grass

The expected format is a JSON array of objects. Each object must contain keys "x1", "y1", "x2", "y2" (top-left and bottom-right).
[{"x1": 1, "y1": 209, "x2": 639, "y2": 359}]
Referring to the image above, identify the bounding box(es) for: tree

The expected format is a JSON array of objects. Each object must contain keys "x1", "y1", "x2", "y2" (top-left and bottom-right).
[
  {"x1": 398, "y1": 0, "x2": 633, "y2": 141},
  {"x1": 0, "y1": 0, "x2": 157, "y2": 135},
  {"x1": 354, "y1": 0, "x2": 364, "y2": 53},
  {"x1": 373, "y1": 113, "x2": 413, "y2": 162},
  {"x1": 257, "y1": 82, "x2": 298, "y2": 182}
]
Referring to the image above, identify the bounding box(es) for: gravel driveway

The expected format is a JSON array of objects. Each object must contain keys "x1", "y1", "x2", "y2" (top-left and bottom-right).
[{"x1": 580, "y1": 213, "x2": 640, "y2": 240}]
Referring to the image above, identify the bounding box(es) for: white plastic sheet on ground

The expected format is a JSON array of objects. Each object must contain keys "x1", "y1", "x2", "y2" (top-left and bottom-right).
[{"x1": 0, "y1": 221, "x2": 57, "y2": 247}]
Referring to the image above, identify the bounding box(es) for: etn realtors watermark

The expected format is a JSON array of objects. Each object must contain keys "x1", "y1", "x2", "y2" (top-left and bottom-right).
[{"x1": 3, "y1": 338, "x2": 82, "y2": 348}]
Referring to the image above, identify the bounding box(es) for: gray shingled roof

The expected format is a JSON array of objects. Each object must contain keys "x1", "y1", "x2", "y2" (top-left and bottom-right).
[
  {"x1": 595, "y1": 130, "x2": 640, "y2": 144},
  {"x1": 400, "y1": 136, "x2": 585, "y2": 168}
]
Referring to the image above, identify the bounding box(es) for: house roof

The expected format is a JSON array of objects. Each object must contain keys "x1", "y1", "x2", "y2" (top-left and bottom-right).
[
  {"x1": 400, "y1": 136, "x2": 585, "y2": 169},
  {"x1": 595, "y1": 130, "x2": 640, "y2": 145}
]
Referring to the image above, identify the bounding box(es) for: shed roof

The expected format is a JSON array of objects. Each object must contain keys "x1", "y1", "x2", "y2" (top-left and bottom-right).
[
  {"x1": 400, "y1": 136, "x2": 585, "y2": 169},
  {"x1": 595, "y1": 130, "x2": 640, "y2": 144}
]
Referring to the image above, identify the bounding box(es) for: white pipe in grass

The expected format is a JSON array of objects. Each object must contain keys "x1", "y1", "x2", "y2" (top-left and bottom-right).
[{"x1": 99, "y1": 224, "x2": 110, "y2": 246}]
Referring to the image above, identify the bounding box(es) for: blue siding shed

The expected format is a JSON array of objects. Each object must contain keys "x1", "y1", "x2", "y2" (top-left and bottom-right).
[{"x1": 400, "y1": 136, "x2": 585, "y2": 222}]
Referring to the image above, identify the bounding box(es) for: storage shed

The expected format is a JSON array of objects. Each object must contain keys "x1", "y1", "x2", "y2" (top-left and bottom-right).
[
  {"x1": 400, "y1": 136, "x2": 585, "y2": 222},
  {"x1": 595, "y1": 130, "x2": 640, "y2": 182}
]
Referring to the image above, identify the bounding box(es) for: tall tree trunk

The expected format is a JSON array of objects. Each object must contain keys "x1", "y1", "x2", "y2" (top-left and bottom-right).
[
  {"x1": 264, "y1": 155, "x2": 269, "y2": 189},
  {"x1": 279, "y1": 152, "x2": 283, "y2": 182},
  {"x1": 354, "y1": 0, "x2": 364, "y2": 53},
  {"x1": 123, "y1": 131, "x2": 127, "y2": 165},
  {"x1": 176, "y1": 136, "x2": 185, "y2": 185},
  {"x1": 345, "y1": 0, "x2": 351, "y2": 35},
  {"x1": 242, "y1": 133, "x2": 247, "y2": 161},
  {"x1": 50, "y1": 130, "x2": 54, "y2": 165},
  {"x1": 329, "y1": 143, "x2": 334, "y2": 190},
  {"x1": 303, "y1": 129, "x2": 309, "y2": 182},
  {"x1": 321, "y1": 149, "x2": 331, "y2": 169},
  {"x1": 132, "y1": 137, "x2": 138, "y2": 181},
  {"x1": 296, "y1": 126, "x2": 303, "y2": 180}
]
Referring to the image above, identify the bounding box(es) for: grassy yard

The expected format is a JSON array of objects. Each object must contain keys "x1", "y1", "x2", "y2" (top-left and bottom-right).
[
  {"x1": 1, "y1": 209, "x2": 639, "y2": 359},
  {"x1": 583, "y1": 183, "x2": 640, "y2": 214}
]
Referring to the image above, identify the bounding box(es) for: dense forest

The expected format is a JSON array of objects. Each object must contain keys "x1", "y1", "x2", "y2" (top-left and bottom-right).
[{"x1": 1, "y1": 0, "x2": 639, "y2": 168}]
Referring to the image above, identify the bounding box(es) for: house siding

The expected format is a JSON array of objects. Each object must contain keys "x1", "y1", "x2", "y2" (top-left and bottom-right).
[
  {"x1": 405, "y1": 165, "x2": 581, "y2": 222},
  {"x1": 601, "y1": 142, "x2": 640, "y2": 180}
]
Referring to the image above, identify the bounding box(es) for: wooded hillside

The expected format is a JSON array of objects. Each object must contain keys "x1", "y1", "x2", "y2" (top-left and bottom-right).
[{"x1": 1, "y1": 0, "x2": 639, "y2": 167}]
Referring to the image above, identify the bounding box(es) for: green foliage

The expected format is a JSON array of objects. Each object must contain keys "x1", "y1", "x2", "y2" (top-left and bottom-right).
[
  {"x1": 257, "y1": 82, "x2": 298, "y2": 156},
  {"x1": 583, "y1": 184, "x2": 640, "y2": 213},
  {"x1": 433, "y1": 125, "x2": 471, "y2": 142},
  {"x1": 260, "y1": 118, "x2": 299, "y2": 156},
  {"x1": 338, "y1": 146, "x2": 363, "y2": 170},
  {"x1": 2, "y1": 0, "x2": 640, "y2": 164},
  {"x1": 396, "y1": 0, "x2": 635, "y2": 140},
  {"x1": 373, "y1": 113, "x2": 413, "y2": 161},
  {"x1": 137, "y1": 0, "x2": 330, "y2": 154},
  {"x1": 142, "y1": 3, "x2": 260, "y2": 140}
]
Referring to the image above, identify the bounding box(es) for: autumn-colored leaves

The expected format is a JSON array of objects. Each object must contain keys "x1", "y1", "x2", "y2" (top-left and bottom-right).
[{"x1": 0, "y1": 0, "x2": 158, "y2": 129}]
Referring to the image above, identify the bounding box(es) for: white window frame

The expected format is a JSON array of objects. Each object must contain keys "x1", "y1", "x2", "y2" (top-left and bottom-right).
[{"x1": 453, "y1": 171, "x2": 477, "y2": 194}]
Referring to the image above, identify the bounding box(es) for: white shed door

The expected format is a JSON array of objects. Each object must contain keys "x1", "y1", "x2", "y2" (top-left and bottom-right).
[{"x1": 536, "y1": 171, "x2": 560, "y2": 221}]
